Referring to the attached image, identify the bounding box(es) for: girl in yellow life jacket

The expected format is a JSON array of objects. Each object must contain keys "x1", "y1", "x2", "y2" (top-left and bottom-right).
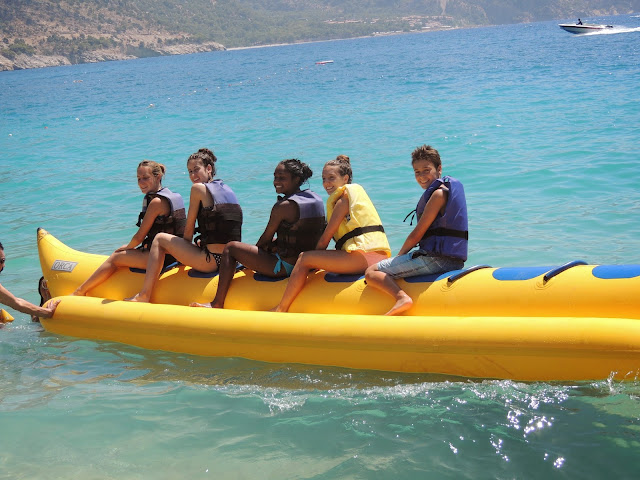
[{"x1": 272, "y1": 155, "x2": 391, "y2": 312}]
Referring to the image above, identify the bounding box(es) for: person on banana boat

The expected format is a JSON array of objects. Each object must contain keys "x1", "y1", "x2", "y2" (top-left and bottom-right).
[
  {"x1": 126, "y1": 148, "x2": 242, "y2": 302},
  {"x1": 71, "y1": 160, "x2": 186, "y2": 296},
  {"x1": 272, "y1": 154, "x2": 391, "y2": 312},
  {"x1": 0, "y1": 242, "x2": 60, "y2": 321},
  {"x1": 364, "y1": 144, "x2": 468, "y2": 315},
  {"x1": 191, "y1": 158, "x2": 325, "y2": 308}
]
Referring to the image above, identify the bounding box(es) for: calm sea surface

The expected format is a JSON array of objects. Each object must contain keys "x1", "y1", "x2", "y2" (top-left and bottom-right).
[{"x1": 1, "y1": 15, "x2": 640, "y2": 479}]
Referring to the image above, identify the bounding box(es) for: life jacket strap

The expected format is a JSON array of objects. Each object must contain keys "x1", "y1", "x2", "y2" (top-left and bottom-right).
[
  {"x1": 334, "y1": 225, "x2": 385, "y2": 251},
  {"x1": 403, "y1": 209, "x2": 417, "y2": 226},
  {"x1": 424, "y1": 227, "x2": 468, "y2": 240}
]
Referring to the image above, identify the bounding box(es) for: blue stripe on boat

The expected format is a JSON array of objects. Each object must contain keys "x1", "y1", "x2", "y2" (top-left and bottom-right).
[
  {"x1": 188, "y1": 269, "x2": 219, "y2": 279},
  {"x1": 254, "y1": 273, "x2": 287, "y2": 282},
  {"x1": 130, "y1": 262, "x2": 179, "y2": 275},
  {"x1": 150, "y1": 264, "x2": 640, "y2": 282},
  {"x1": 592, "y1": 265, "x2": 640, "y2": 279},
  {"x1": 492, "y1": 266, "x2": 553, "y2": 281},
  {"x1": 324, "y1": 273, "x2": 364, "y2": 283}
]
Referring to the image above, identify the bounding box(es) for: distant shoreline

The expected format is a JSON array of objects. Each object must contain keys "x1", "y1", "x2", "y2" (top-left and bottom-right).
[
  {"x1": 226, "y1": 26, "x2": 457, "y2": 52},
  {"x1": 0, "y1": 27, "x2": 459, "y2": 72}
]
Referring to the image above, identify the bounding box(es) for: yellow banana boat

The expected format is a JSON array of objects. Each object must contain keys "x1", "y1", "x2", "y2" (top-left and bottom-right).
[{"x1": 37, "y1": 228, "x2": 640, "y2": 381}]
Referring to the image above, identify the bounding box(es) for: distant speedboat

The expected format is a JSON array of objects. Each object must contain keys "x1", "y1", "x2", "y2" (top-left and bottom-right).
[
  {"x1": 315, "y1": 60, "x2": 334, "y2": 65},
  {"x1": 559, "y1": 23, "x2": 614, "y2": 34}
]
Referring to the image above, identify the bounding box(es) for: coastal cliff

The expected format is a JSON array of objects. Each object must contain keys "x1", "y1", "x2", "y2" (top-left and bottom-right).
[{"x1": 0, "y1": 42, "x2": 225, "y2": 71}]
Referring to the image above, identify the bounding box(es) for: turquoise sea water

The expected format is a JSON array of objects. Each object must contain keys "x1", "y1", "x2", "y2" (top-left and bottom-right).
[{"x1": 2, "y1": 15, "x2": 640, "y2": 478}]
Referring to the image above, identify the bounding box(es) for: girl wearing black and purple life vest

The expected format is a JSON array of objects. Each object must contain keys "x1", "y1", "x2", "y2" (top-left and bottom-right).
[{"x1": 72, "y1": 160, "x2": 186, "y2": 297}]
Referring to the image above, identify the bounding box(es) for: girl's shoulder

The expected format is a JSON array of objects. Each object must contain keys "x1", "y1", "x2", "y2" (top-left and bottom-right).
[
  {"x1": 273, "y1": 196, "x2": 295, "y2": 209},
  {"x1": 344, "y1": 183, "x2": 372, "y2": 200},
  {"x1": 148, "y1": 193, "x2": 167, "y2": 203},
  {"x1": 190, "y1": 182, "x2": 209, "y2": 194}
]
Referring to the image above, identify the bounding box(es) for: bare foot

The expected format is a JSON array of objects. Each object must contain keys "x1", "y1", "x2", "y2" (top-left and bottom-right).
[
  {"x1": 189, "y1": 301, "x2": 213, "y2": 308},
  {"x1": 124, "y1": 293, "x2": 149, "y2": 303},
  {"x1": 70, "y1": 289, "x2": 86, "y2": 296},
  {"x1": 384, "y1": 291, "x2": 413, "y2": 316}
]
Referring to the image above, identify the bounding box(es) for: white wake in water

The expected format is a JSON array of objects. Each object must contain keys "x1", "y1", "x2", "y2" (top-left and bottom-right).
[{"x1": 584, "y1": 26, "x2": 640, "y2": 35}]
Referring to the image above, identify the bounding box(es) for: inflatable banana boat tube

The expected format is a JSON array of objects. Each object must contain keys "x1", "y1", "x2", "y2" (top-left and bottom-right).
[{"x1": 38, "y1": 228, "x2": 640, "y2": 381}]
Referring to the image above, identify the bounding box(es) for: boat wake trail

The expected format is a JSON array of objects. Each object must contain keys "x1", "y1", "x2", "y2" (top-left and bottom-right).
[{"x1": 586, "y1": 26, "x2": 640, "y2": 35}]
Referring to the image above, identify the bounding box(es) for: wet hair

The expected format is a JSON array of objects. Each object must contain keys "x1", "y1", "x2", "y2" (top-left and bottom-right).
[
  {"x1": 138, "y1": 159, "x2": 166, "y2": 180},
  {"x1": 0, "y1": 241, "x2": 3, "y2": 250},
  {"x1": 278, "y1": 158, "x2": 313, "y2": 188},
  {"x1": 187, "y1": 148, "x2": 218, "y2": 176},
  {"x1": 37, "y1": 276, "x2": 49, "y2": 306},
  {"x1": 324, "y1": 154, "x2": 353, "y2": 184},
  {"x1": 411, "y1": 145, "x2": 441, "y2": 169}
]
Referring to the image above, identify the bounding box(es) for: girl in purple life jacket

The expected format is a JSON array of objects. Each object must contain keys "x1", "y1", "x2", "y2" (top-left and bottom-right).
[{"x1": 71, "y1": 160, "x2": 186, "y2": 297}]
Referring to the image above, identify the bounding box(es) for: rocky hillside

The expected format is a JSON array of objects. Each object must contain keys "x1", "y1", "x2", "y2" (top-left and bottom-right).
[
  {"x1": 2, "y1": 0, "x2": 638, "y2": 70},
  {"x1": 1, "y1": 0, "x2": 228, "y2": 70}
]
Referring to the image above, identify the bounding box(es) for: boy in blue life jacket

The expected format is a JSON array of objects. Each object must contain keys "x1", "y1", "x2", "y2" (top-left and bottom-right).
[{"x1": 364, "y1": 145, "x2": 468, "y2": 315}]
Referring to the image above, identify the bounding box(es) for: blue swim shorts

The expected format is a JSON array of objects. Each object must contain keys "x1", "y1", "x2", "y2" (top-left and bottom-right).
[{"x1": 375, "y1": 250, "x2": 464, "y2": 279}]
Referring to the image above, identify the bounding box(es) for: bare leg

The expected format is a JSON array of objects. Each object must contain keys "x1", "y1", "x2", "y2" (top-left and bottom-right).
[
  {"x1": 125, "y1": 237, "x2": 168, "y2": 303},
  {"x1": 273, "y1": 250, "x2": 369, "y2": 312},
  {"x1": 364, "y1": 264, "x2": 413, "y2": 316},
  {"x1": 128, "y1": 233, "x2": 219, "y2": 303},
  {"x1": 204, "y1": 242, "x2": 281, "y2": 309},
  {"x1": 72, "y1": 249, "x2": 149, "y2": 296}
]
